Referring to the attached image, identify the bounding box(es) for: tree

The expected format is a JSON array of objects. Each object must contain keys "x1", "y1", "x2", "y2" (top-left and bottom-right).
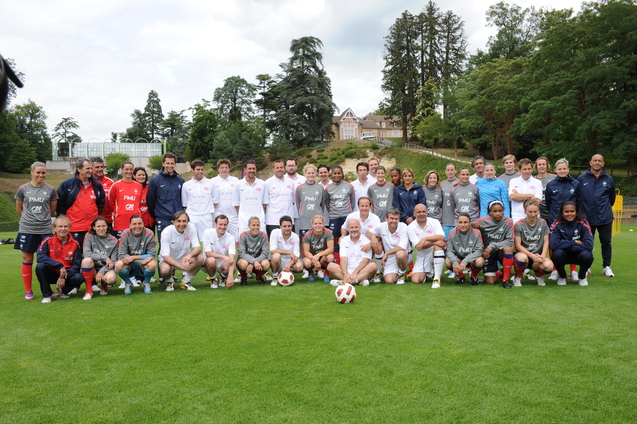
[
  {"x1": 104, "y1": 153, "x2": 130, "y2": 178},
  {"x1": 144, "y1": 90, "x2": 164, "y2": 142},
  {"x1": 416, "y1": 1, "x2": 441, "y2": 88},
  {"x1": 188, "y1": 100, "x2": 220, "y2": 162},
  {"x1": 161, "y1": 110, "x2": 190, "y2": 162},
  {"x1": 439, "y1": 10, "x2": 468, "y2": 120},
  {"x1": 213, "y1": 76, "x2": 256, "y2": 123},
  {"x1": 211, "y1": 121, "x2": 266, "y2": 168},
  {"x1": 53, "y1": 117, "x2": 81, "y2": 157},
  {"x1": 0, "y1": 111, "x2": 36, "y2": 172},
  {"x1": 254, "y1": 74, "x2": 281, "y2": 136},
  {"x1": 13, "y1": 100, "x2": 52, "y2": 162},
  {"x1": 275, "y1": 36, "x2": 336, "y2": 147},
  {"x1": 124, "y1": 109, "x2": 149, "y2": 142}
]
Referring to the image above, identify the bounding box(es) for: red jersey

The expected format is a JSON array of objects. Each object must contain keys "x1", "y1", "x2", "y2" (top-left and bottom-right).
[
  {"x1": 96, "y1": 175, "x2": 115, "y2": 223},
  {"x1": 37, "y1": 234, "x2": 82, "y2": 273},
  {"x1": 109, "y1": 180, "x2": 142, "y2": 231},
  {"x1": 138, "y1": 185, "x2": 154, "y2": 228},
  {"x1": 66, "y1": 182, "x2": 99, "y2": 232}
]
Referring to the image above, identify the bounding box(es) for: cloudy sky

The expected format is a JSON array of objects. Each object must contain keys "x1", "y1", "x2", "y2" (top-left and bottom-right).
[{"x1": 4, "y1": 0, "x2": 585, "y2": 144}]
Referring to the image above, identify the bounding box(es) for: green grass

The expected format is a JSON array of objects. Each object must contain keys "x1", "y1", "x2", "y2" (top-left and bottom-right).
[{"x1": 1, "y1": 228, "x2": 636, "y2": 423}]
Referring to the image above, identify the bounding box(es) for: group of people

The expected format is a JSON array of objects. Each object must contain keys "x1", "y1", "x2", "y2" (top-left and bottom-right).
[{"x1": 13, "y1": 151, "x2": 616, "y2": 303}]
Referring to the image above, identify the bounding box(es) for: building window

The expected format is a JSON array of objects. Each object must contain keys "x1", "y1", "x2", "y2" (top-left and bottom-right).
[
  {"x1": 344, "y1": 124, "x2": 355, "y2": 139},
  {"x1": 382, "y1": 131, "x2": 386, "y2": 138},
  {"x1": 393, "y1": 130, "x2": 400, "y2": 137}
]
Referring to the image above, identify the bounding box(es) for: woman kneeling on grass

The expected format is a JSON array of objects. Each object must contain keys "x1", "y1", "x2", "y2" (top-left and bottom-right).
[
  {"x1": 115, "y1": 215, "x2": 157, "y2": 294},
  {"x1": 549, "y1": 201, "x2": 594, "y2": 287},
  {"x1": 302, "y1": 215, "x2": 335, "y2": 282},
  {"x1": 81, "y1": 216, "x2": 119, "y2": 299},
  {"x1": 237, "y1": 216, "x2": 271, "y2": 286},
  {"x1": 36, "y1": 215, "x2": 84, "y2": 303},
  {"x1": 511, "y1": 199, "x2": 553, "y2": 288},
  {"x1": 446, "y1": 213, "x2": 484, "y2": 286},
  {"x1": 472, "y1": 201, "x2": 514, "y2": 287}
]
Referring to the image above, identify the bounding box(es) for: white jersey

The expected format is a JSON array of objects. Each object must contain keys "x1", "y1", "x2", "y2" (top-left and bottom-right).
[
  {"x1": 370, "y1": 222, "x2": 410, "y2": 252},
  {"x1": 351, "y1": 178, "x2": 375, "y2": 211},
  {"x1": 269, "y1": 228, "x2": 300, "y2": 259},
  {"x1": 159, "y1": 223, "x2": 200, "y2": 262},
  {"x1": 182, "y1": 177, "x2": 219, "y2": 216},
  {"x1": 340, "y1": 235, "x2": 372, "y2": 273},
  {"x1": 265, "y1": 176, "x2": 296, "y2": 225},
  {"x1": 509, "y1": 176, "x2": 543, "y2": 222},
  {"x1": 343, "y1": 211, "x2": 381, "y2": 235},
  {"x1": 202, "y1": 228, "x2": 236, "y2": 257},
  {"x1": 233, "y1": 177, "x2": 269, "y2": 233},
  {"x1": 287, "y1": 174, "x2": 306, "y2": 219},
  {"x1": 407, "y1": 218, "x2": 444, "y2": 251},
  {"x1": 211, "y1": 174, "x2": 239, "y2": 220},
  {"x1": 469, "y1": 174, "x2": 482, "y2": 184}
]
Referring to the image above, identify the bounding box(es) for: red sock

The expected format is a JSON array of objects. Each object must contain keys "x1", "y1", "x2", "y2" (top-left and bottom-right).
[
  {"x1": 495, "y1": 271, "x2": 503, "y2": 281},
  {"x1": 535, "y1": 269, "x2": 547, "y2": 277},
  {"x1": 569, "y1": 264, "x2": 577, "y2": 273},
  {"x1": 256, "y1": 271, "x2": 264, "y2": 279},
  {"x1": 81, "y1": 268, "x2": 94, "y2": 294},
  {"x1": 21, "y1": 263, "x2": 33, "y2": 292},
  {"x1": 470, "y1": 266, "x2": 480, "y2": 278},
  {"x1": 334, "y1": 252, "x2": 340, "y2": 265},
  {"x1": 503, "y1": 256, "x2": 514, "y2": 280},
  {"x1": 239, "y1": 270, "x2": 247, "y2": 279},
  {"x1": 101, "y1": 282, "x2": 108, "y2": 293},
  {"x1": 514, "y1": 262, "x2": 526, "y2": 278}
]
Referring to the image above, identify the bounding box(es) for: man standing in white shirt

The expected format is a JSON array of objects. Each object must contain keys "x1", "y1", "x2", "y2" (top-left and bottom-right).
[
  {"x1": 182, "y1": 160, "x2": 219, "y2": 240},
  {"x1": 269, "y1": 215, "x2": 303, "y2": 285},
  {"x1": 203, "y1": 214, "x2": 236, "y2": 289},
  {"x1": 509, "y1": 158, "x2": 542, "y2": 222},
  {"x1": 407, "y1": 204, "x2": 446, "y2": 288},
  {"x1": 211, "y1": 159, "x2": 239, "y2": 239},
  {"x1": 367, "y1": 207, "x2": 410, "y2": 284},
  {"x1": 285, "y1": 157, "x2": 306, "y2": 233},
  {"x1": 265, "y1": 160, "x2": 295, "y2": 237},
  {"x1": 351, "y1": 162, "x2": 374, "y2": 210},
  {"x1": 233, "y1": 160, "x2": 269, "y2": 236},
  {"x1": 469, "y1": 156, "x2": 486, "y2": 184},
  {"x1": 327, "y1": 219, "x2": 377, "y2": 287}
]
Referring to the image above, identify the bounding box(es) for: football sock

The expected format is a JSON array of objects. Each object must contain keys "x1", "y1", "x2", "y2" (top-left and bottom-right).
[
  {"x1": 256, "y1": 271, "x2": 265, "y2": 279},
  {"x1": 514, "y1": 259, "x2": 527, "y2": 278},
  {"x1": 470, "y1": 264, "x2": 482, "y2": 278},
  {"x1": 495, "y1": 271, "x2": 503, "y2": 281},
  {"x1": 570, "y1": 264, "x2": 577, "y2": 273},
  {"x1": 117, "y1": 268, "x2": 132, "y2": 285},
  {"x1": 143, "y1": 268, "x2": 155, "y2": 284},
  {"x1": 182, "y1": 273, "x2": 194, "y2": 284},
  {"x1": 535, "y1": 268, "x2": 547, "y2": 277},
  {"x1": 239, "y1": 270, "x2": 248, "y2": 279},
  {"x1": 502, "y1": 254, "x2": 514, "y2": 280},
  {"x1": 81, "y1": 267, "x2": 94, "y2": 294},
  {"x1": 433, "y1": 251, "x2": 445, "y2": 281},
  {"x1": 21, "y1": 262, "x2": 33, "y2": 292}
]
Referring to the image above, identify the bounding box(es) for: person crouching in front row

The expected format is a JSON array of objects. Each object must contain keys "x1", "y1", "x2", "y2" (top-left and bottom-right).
[{"x1": 237, "y1": 216, "x2": 271, "y2": 286}]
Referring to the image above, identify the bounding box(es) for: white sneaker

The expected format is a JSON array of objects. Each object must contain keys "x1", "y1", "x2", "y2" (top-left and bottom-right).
[
  {"x1": 180, "y1": 283, "x2": 196, "y2": 291},
  {"x1": 512, "y1": 277, "x2": 522, "y2": 287},
  {"x1": 41, "y1": 297, "x2": 51, "y2": 304},
  {"x1": 234, "y1": 276, "x2": 242, "y2": 283},
  {"x1": 536, "y1": 276, "x2": 546, "y2": 286},
  {"x1": 523, "y1": 269, "x2": 535, "y2": 280},
  {"x1": 149, "y1": 277, "x2": 157, "y2": 283},
  {"x1": 264, "y1": 274, "x2": 273, "y2": 281},
  {"x1": 603, "y1": 266, "x2": 614, "y2": 277},
  {"x1": 92, "y1": 284, "x2": 99, "y2": 292},
  {"x1": 317, "y1": 270, "x2": 324, "y2": 279},
  {"x1": 557, "y1": 278, "x2": 567, "y2": 286},
  {"x1": 83, "y1": 293, "x2": 92, "y2": 300},
  {"x1": 586, "y1": 268, "x2": 592, "y2": 276},
  {"x1": 431, "y1": 279, "x2": 441, "y2": 289},
  {"x1": 569, "y1": 271, "x2": 579, "y2": 281},
  {"x1": 448, "y1": 272, "x2": 456, "y2": 279},
  {"x1": 578, "y1": 278, "x2": 589, "y2": 286},
  {"x1": 396, "y1": 274, "x2": 406, "y2": 285},
  {"x1": 372, "y1": 274, "x2": 381, "y2": 283},
  {"x1": 69, "y1": 288, "x2": 78, "y2": 295},
  {"x1": 330, "y1": 279, "x2": 341, "y2": 287},
  {"x1": 130, "y1": 276, "x2": 140, "y2": 287},
  {"x1": 166, "y1": 283, "x2": 175, "y2": 292},
  {"x1": 218, "y1": 282, "x2": 226, "y2": 288},
  {"x1": 99, "y1": 288, "x2": 108, "y2": 296},
  {"x1": 549, "y1": 270, "x2": 559, "y2": 280},
  {"x1": 210, "y1": 282, "x2": 218, "y2": 289},
  {"x1": 302, "y1": 269, "x2": 309, "y2": 279},
  {"x1": 118, "y1": 281, "x2": 126, "y2": 289},
  {"x1": 360, "y1": 280, "x2": 369, "y2": 286},
  {"x1": 271, "y1": 281, "x2": 278, "y2": 286}
]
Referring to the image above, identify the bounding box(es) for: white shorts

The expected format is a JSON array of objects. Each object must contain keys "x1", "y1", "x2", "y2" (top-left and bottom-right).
[
  {"x1": 189, "y1": 214, "x2": 213, "y2": 240},
  {"x1": 271, "y1": 255, "x2": 293, "y2": 273},
  {"x1": 413, "y1": 248, "x2": 433, "y2": 274},
  {"x1": 383, "y1": 254, "x2": 403, "y2": 275}
]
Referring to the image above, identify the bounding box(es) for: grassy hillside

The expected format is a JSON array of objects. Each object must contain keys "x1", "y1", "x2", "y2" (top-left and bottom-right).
[{"x1": 0, "y1": 192, "x2": 20, "y2": 232}]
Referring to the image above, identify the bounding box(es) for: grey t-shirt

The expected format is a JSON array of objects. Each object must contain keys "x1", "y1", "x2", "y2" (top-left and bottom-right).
[
  {"x1": 440, "y1": 179, "x2": 456, "y2": 227},
  {"x1": 303, "y1": 229, "x2": 334, "y2": 255},
  {"x1": 367, "y1": 183, "x2": 395, "y2": 222},
  {"x1": 513, "y1": 219, "x2": 549, "y2": 254},
  {"x1": 296, "y1": 182, "x2": 326, "y2": 230},
  {"x1": 15, "y1": 183, "x2": 58, "y2": 234},
  {"x1": 324, "y1": 182, "x2": 355, "y2": 219}
]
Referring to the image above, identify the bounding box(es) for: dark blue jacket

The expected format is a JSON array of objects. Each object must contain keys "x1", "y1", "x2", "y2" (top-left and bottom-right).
[
  {"x1": 550, "y1": 219, "x2": 594, "y2": 253},
  {"x1": 147, "y1": 168, "x2": 185, "y2": 220},
  {"x1": 545, "y1": 175, "x2": 580, "y2": 226},
  {"x1": 577, "y1": 169, "x2": 615, "y2": 226},
  {"x1": 56, "y1": 172, "x2": 105, "y2": 216},
  {"x1": 393, "y1": 183, "x2": 426, "y2": 223}
]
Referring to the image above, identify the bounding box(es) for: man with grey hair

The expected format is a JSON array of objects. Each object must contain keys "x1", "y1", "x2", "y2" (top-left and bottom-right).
[{"x1": 57, "y1": 158, "x2": 105, "y2": 246}]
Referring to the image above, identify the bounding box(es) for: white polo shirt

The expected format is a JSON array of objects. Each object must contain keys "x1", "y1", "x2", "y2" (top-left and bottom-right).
[
  {"x1": 340, "y1": 234, "x2": 373, "y2": 273},
  {"x1": 182, "y1": 177, "x2": 219, "y2": 216},
  {"x1": 369, "y1": 222, "x2": 410, "y2": 252},
  {"x1": 509, "y1": 176, "x2": 543, "y2": 222},
  {"x1": 407, "y1": 218, "x2": 444, "y2": 251},
  {"x1": 344, "y1": 211, "x2": 381, "y2": 234},
  {"x1": 265, "y1": 175, "x2": 296, "y2": 225},
  {"x1": 202, "y1": 228, "x2": 236, "y2": 257},
  {"x1": 211, "y1": 174, "x2": 239, "y2": 220},
  {"x1": 269, "y1": 229, "x2": 300, "y2": 259},
  {"x1": 159, "y1": 223, "x2": 200, "y2": 262},
  {"x1": 233, "y1": 177, "x2": 269, "y2": 232}
]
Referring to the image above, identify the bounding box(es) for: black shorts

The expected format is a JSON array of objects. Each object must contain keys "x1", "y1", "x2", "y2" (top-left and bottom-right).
[
  {"x1": 329, "y1": 217, "x2": 346, "y2": 237},
  {"x1": 483, "y1": 251, "x2": 501, "y2": 274},
  {"x1": 14, "y1": 233, "x2": 51, "y2": 254}
]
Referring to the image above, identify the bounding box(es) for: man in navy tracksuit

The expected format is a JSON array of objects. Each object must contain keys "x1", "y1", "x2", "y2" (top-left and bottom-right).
[
  {"x1": 147, "y1": 153, "x2": 185, "y2": 239},
  {"x1": 577, "y1": 154, "x2": 616, "y2": 277}
]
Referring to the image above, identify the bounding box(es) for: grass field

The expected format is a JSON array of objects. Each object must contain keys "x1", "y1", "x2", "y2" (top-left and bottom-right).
[{"x1": 1, "y1": 228, "x2": 636, "y2": 423}]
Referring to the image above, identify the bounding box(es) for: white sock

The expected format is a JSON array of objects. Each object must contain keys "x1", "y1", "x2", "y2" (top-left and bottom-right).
[
  {"x1": 433, "y1": 253, "x2": 445, "y2": 281},
  {"x1": 182, "y1": 273, "x2": 194, "y2": 284}
]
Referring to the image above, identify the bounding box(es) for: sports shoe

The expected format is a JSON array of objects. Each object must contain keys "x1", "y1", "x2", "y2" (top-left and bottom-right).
[
  {"x1": 131, "y1": 277, "x2": 140, "y2": 287},
  {"x1": 602, "y1": 266, "x2": 614, "y2": 277},
  {"x1": 166, "y1": 283, "x2": 175, "y2": 291},
  {"x1": 523, "y1": 269, "x2": 535, "y2": 280},
  {"x1": 470, "y1": 277, "x2": 479, "y2": 286},
  {"x1": 41, "y1": 297, "x2": 52, "y2": 304},
  {"x1": 255, "y1": 278, "x2": 266, "y2": 285},
  {"x1": 143, "y1": 283, "x2": 152, "y2": 294},
  {"x1": 372, "y1": 274, "x2": 381, "y2": 283},
  {"x1": 317, "y1": 270, "x2": 324, "y2": 279},
  {"x1": 100, "y1": 284, "x2": 109, "y2": 295},
  {"x1": 158, "y1": 277, "x2": 167, "y2": 286},
  {"x1": 569, "y1": 271, "x2": 579, "y2": 281},
  {"x1": 512, "y1": 277, "x2": 522, "y2": 287},
  {"x1": 68, "y1": 288, "x2": 78, "y2": 295},
  {"x1": 455, "y1": 276, "x2": 465, "y2": 285},
  {"x1": 323, "y1": 275, "x2": 330, "y2": 283},
  {"x1": 118, "y1": 281, "x2": 126, "y2": 289},
  {"x1": 308, "y1": 273, "x2": 315, "y2": 282},
  {"x1": 578, "y1": 278, "x2": 588, "y2": 286},
  {"x1": 210, "y1": 282, "x2": 219, "y2": 289},
  {"x1": 396, "y1": 274, "x2": 406, "y2": 284},
  {"x1": 180, "y1": 282, "x2": 196, "y2": 291},
  {"x1": 83, "y1": 292, "x2": 93, "y2": 300},
  {"x1": 264, "y1": 273, "x2": 273, "y2": 282},
  {"x1": 329, "y1": 279, "x2": 341, "y2": 287},
  {"x1": 218, "y1": 281, "x2": 226, "y2": 288},
  {"x1": 302, "y1": 269, "x2": 309, "y2": 279},
  {"x1": 448, "y1": 272, "x2": 456, "y2": 279},
  {"x1": 502, "y1": 280, "x2": 512, "y2": 289},
  {"x1": 536, "y1": 276, "x2": 546, "y2": 286},
  {"x1": 360, "y1": 279, "x2": 369, "y2": 286},
  {"x1": 92, "y1": 284, "x2": 100, "y2": 293},
  {"x1": 557, "y1": 278, "x2": 567, "y2": 286},
  {"x1": 124, "y1": 284, "x2": 132, "y2": 295},
  {"x1": 240, "y1": 279, "x2": 248, "y2": 286},
  {"x1": 271, "y1": 280, "x2": 278, "y2": 286},
  {"x1": 431, "y1": 279, "x2": 441, "y2": 289},
  {"x1": 549, "y1": 270, "x2": 559, "y2": 280},
  {"x1": 234, "y1": 276, "x2": 242, "y2": 283},
  {"x1": 150, "y1": 277, "x2": 157, "y2": 283},
  {"x1": 25, "y1": 290, "x2": 34, "y2": 300},
  {"x1": 586, "y1": 268, "x2": 592, "y2": 276}
]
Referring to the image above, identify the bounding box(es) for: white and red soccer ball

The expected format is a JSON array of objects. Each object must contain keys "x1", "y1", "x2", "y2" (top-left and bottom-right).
[
  {"x1": 335, "y1": 283, "x2": 356, "y2": 303},
  {"x1": 277, "y1": 271, "x2": 295, "y2": 287}
]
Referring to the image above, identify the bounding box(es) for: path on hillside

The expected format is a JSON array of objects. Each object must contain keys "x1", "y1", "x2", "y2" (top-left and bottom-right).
[{"x1": 402, "y1": 143, "x2": 472, "y2": 165}]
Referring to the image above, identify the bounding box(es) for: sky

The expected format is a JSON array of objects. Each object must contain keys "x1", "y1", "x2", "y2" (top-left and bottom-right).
[{"x1": 4, "y1": 0, "x2": 586, "y2": 144}]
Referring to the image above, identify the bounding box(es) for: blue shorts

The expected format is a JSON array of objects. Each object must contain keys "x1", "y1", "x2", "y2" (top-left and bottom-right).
[
  {"x1": 329, "y1": 217, "x2": 346, "y2": 237},
  {"x1": 443, "y1": 226, "x2": 454, "y2": 240},
  {"x1": 14, "y1": 233, "x2": 51, "y2": 254},
  {"x1": 130, "y1": 264, "x2": 144, "y2": 277}
]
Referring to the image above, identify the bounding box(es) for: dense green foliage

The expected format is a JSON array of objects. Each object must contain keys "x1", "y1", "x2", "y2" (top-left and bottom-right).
[{"x1": 103, "y1": 152, "x2": 131, "y2": 178}]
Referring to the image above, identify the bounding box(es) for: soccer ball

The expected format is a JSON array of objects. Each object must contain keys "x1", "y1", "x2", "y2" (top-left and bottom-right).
[
  {"x1": 335, "y1": 283, "x2": 356, "y2": 303},
  {"x1": 277, "y1": 271, "x2": 295, "y2": 287}
]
